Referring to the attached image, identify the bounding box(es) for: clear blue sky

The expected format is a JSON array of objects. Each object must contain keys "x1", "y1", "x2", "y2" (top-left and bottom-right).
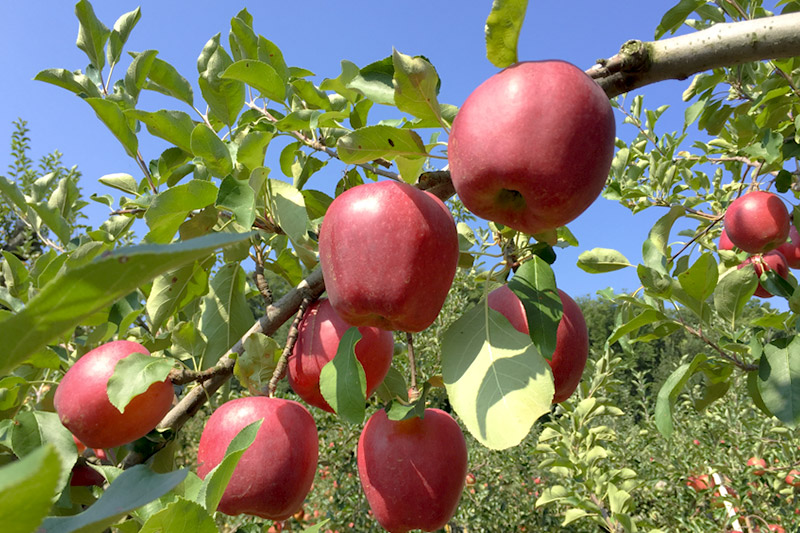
[{"x1": 0, "y1": 1, "x2": 711, "y2": 300}]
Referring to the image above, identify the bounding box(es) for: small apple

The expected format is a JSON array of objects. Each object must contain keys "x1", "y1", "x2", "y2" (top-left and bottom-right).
[
  {"x1": 197, "y1": 396, "x2": 318, "y2": 520},
  {"x1": 358, "y1": 408, "x2": 467, "y2": 533},
  {"x1": 768, "y1": 524, "x2": 786, "y2": 533},
  {"x1": 737, "y1": 250, "x2": 790, "y2": 298},
  {"x1": 69, "y1": 462, "x2": 105, "y2": 487},
  {"x1": 319, "y1": 180, "x2": 459, "y2": 332},
  {"x1": 785, "y1": 469, "x2": 800, "y2": 488},
  {"x1": 724, "y1": 191, "x2": 790, "y2": 253},
  {"x1": 54, "y1": 341, "x2": 173, "y2": 449},
  {"x1": 719, "y1": 228, "x2": 735, "y2": 251},
  {"x1": 288, "y1": 298, "x2": 394, "y2": 412},
  {"x1": 747, "y1": 456, "x2": 767, "y2": 476},
  {"x1": 487, "y1": 285, "x2": 589, "y2": 403},
  {"x1": 686, "y1": 474, "x2": 711, "y2": 491},
  {"x1": 448, "y1": 60, "x2": 615, "y2": 235},
  {"x1": 777, "y1": 224, "x2": 800, "y2": 268},
  {"x1": 465, "y1": 473, "x2": 476, "y2": 487}
]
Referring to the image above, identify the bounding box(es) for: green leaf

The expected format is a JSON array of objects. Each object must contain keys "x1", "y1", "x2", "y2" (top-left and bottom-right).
[
  {"x1": 0, "y1": 444, "x2": 61, "y2": 533},
  {"x1": 508, "y1": 257, "x2": 561, "y2": 359},
  {"x1": 375, "y1": 366, "x2": 408, "y2": 403},
  {"x1": 320, "y1": 328, "x2": 366, "y2": 424},
  {"x1": 337, "y1": 125, "x2": 427, "y2": 164},
  {"x1": 607, "y1": 309, "x2": 666, "y2": 346},
  {"x1": 234, "y1": 332, "x2": 281, "y2": 396},
  {"x1": 391, "y1": 49, "x2": 444, "y2": 127},
  {"x1": 562, "y1": 508, "x2": 590, "y2": 526},
  {"x1": 714, "y1": 267, "x2": 758, "y2": 330},
  {"x1": 0, "y1": 232, "x2": 253, "y2": 375},
  {"x1": 146, "y1": 258, "x2": 212, "y2": 332},
  {"x1": 29, "y1": 202, "x2": 71, "y2": 245},
  {"x1": 139, "y1": 498, "x2": 218, "y2": 533},
  {"x1": 485, "y1": 0, "x2": 529, "y2": 68},
  {"x1": 758, "y1": 337, "x2": 800, "y2": 427},
  {"x1": 220, "y1": 59, "x2": 286, "y2": 101},
  {"x1": 144, "y1": 180, "x2": 219, "y2": 244},
  {"x1": 75, "y1": 0, "x2": 110, "y2": 71},
  {"x1": 655, "y1": 353, "x2": 707, "y2": 438},
  {"x1": 677, "y1": 252, "x2": 718, "y2": 301},
  {"x1": 217, "y1": 176, "x2": 256, "y2": 228},
  {"x1": 144, "y1": 57, "x2": 194, "y2": 106},
  {"x1": 10, "y1": 410, "x2": 76, "y2": 494},
  {"x1": 107, "y1": 352, "x2": 173, "y2": 414},
  {"x1": 194, "y1": 419, "x2": 262, "y2": 513},
  {"x1": 535, "y1": 485, "x2": 569, "y2": 507},
  {"x1": 34, "y1": 68, "x2": 102, "y2": 98},
  {"x1": 229, "y1": 14, "x2": 258, "y2": 60},
  {"x1": 107, "y1": 7, "x2": 141, "y2": 66},
  {"x1": 126, "y1": 109, "x2": 195, "y2": 154},
  {"x1": 196, "y1": 263, "x2": 253, "y2": 369},
  {"x1": 442, "y1": 305, "x2": 554, "y2": 450},
  {"x1": 191, "y1": 124, "x2": 233, "y2": 178},
  {"x1": 655, "y1": 0, "x2": 705, "y2": 39},
  {"x1": 85, "y1": 98, "x2": 139, "y2": 158},
  {"x1": 237, "y1": 130, "x2": 273, "y2": 172},
  {"x1": 577, "y1": 248, "x2": 632, "y2": 273},
  {"x1": 125, "y1": 49, "x2": 157, "y2": 102},
  {"x1": 198, "y1": 35, "x2": 243, "y2": 127},
  {"x1": 347, "y1": 56, "x2": 395, "y2": 105},
  {"x1": 98, "y1": 173, "x2": 138, "y2": 195},
  {"x1": 266, "y1": 179, "x2": 309, "y2": 245},
  {"x1": 40, "y1": 465, "x2": 188, "y2": 533},
  {"x1": 0, "y1": 176, "x2": 29, "y2": 214},
  {"x1": 644, "y1": 206, "x2": 683, "y2": 272}
]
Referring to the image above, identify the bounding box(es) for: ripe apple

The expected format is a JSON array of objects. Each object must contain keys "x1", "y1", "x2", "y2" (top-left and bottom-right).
[
  {"x1": 70, "y1": 462, "x2": 105, "y2": 487},
  {"x1": 747, "y1": 456, "x2": 767, "y2": 475},
  {"x1": 54, "y1": 340, "x2": 173, "y2": 449},
  {"x1": 724, "y1": 191, "x2": 790, "y2": 253},
  {"x1": 737, "y1": 250, "x2": 789, "y2": 298},
  {"x1": 768, "y1": 524, "x2": 786, "y2": 533},
  {"x1": 719, "y1": 228, "x2": 735, "y2": 251},
  {"x1": 319, "y1": 180, "x2": 459, "y2": 332},
  {"x1": 197, "y1": 396, "x2": 318, "y2": 520},
  {"x1": 777, "y1": 224, "x2": 800, "y2": 268},
  {"x1": 358, "y1": 408, "x2": 467, "y2": 533},
  {"x1": 487, "y1": 285, "x2": 589, "y2": 403},
  {"x1": 448, "y1": 60, "x2": 615, "y2": 235},
  {"x1": 288, "y1": 298, "x2": 394, "y2": 412},
  {"x1": 786, "y1": 469, "x2": 800, "y2": 487},
  {"x1": 465, "y1": 473, "x2": 476, "y2": 487},
  {"x1": 686, "y1": 474, "x2": 711, "y2": 491}
]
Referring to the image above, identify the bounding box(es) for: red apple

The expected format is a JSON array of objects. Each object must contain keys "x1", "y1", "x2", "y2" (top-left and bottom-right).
[
  {"x1": 487, "y1": 285, "x2": 589, "y2": 403},
  {"x1": 768, "y1": 524, "x2": 786, "y2": 533},
  {"x1": 319, "y1": 180, "x2": 459, "y2": 332},
  {"x1": 747, "y1": 456, "x2": 767, "y2": 475},
  {"x1": 70, "y1": 463, "x2": 105, "y2": 487},
  {"x1": 448, "y1": 60, "x2": 615, "y2": 235},
  {"x1": 777, "y1": 224, "x2": 800, "y2": 268},
  {"x1": 197, "y1": 397, "x2": 318, "y2": 520},
  {"x1": 288, "y1": 298, "x2": 394, "y2": 412},
  {"x1": 54, "y1": 341, "x2": 173, "y2": 449},
  {"x1": 358, "y1": 408, "x2": 467, "y2": 533},
  {"x1": 737, "y1": 250, "x2": 789, "y2": 298},
  {"x1": 465, "y1": 473, "x2": 476, "y2": 487},
  {"x1": 686, "y1": 474, "x2": 711, "y2": 491},
  {"x1": 719, "y1": 228, "x2": 735, "y2": 251},
  {"x1": 724, "y1": 191, "x2": 790, "y2": 253},
  {"x1": 786, "y1": 469, "x2": 800, "y2": 487}
]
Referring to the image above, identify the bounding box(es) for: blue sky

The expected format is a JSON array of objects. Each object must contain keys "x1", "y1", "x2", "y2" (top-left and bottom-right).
[{"x1": 0, "y1": 1, "x2": 713, "y2": 300}]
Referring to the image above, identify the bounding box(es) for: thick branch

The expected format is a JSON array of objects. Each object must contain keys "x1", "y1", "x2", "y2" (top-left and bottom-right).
[{"x1": 593, "y1": 13, "x2": 800, "y2": 98}]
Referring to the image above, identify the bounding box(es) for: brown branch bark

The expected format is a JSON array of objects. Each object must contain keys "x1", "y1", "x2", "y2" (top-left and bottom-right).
[{"x1": 268, "y1": 295, "x2": 314, "y2": 396}]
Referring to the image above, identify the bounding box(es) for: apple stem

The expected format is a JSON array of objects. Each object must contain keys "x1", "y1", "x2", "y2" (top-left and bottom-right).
[
  {"x1": 406, "y1": 332, "x2": 418, "y2": 397},
  {"x1": 268, "y1": 293, "x2": 315, "y2": 397}
]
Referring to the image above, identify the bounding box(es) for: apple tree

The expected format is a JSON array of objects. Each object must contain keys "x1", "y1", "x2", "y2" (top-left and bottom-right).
[{"x1": 1, "y1": 0, "x2": 800, "y2": 531}]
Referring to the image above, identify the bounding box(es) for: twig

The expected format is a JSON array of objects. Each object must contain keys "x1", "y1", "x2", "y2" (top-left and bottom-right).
[
  {"x1": 252, "y1": 246, "x2": 273, "y2": 306},
  {"x1": 268, "y1": 294, "x2": 314, "y2": 396},
  {"x1": 169, "y1": 366, "x2": 227, "y2": 386},
  {"x1": 406, "y1": 332, "x2": 418, "y2": 396},
  {"x1": 667, "y1": 215, "x2": 724, "y2": 262},
  {"x1": 681, "y1": 323, "x2": 759, "y2": 371}
]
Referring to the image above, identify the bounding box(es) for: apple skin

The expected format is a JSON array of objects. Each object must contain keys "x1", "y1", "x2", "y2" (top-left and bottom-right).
[
  {"x1": 777, "y1": 224, "x2": 800, "y2": 269},
  {"x1": 54, "y1": 340, "x2": 173, "y2": 449},
  {"x1": 724, "y1": 191, "x2": 790, "y2": 253},
  {"x1": 358, "y1": 408, "x2": 467, "y2": 533},
  {"x1": 786, "y1": 469, "x2": 800, "y2": 487},
  {"x1": 737, "y1": 250, "x2": 789, "y2": 298},
  {"x1": 487, "y1": 285, "x2": 589, "y2": 403},
  {"x1": 288, "y1": 298, "x2": 394, "y2": 412},
  {"x1": 448, "y1": 60, "x2": 616, "y2": 235},
  {"x1": 319, "y1": 180, "x2": 459, "y2": 332},
  {"x1": 197, "y1": 397, "x2": 318, "y2": 520},
  {"x1": 70, "y1": 463, "x2": 105, "y2": 487},
  {"x1": 747, "y1": 456, "x2": 767, "y2": 475}
]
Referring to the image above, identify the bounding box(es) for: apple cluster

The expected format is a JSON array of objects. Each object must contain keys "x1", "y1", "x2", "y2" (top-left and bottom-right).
[{"x1": 720, "y1": 190, "x2": 798, "y2": 298}]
